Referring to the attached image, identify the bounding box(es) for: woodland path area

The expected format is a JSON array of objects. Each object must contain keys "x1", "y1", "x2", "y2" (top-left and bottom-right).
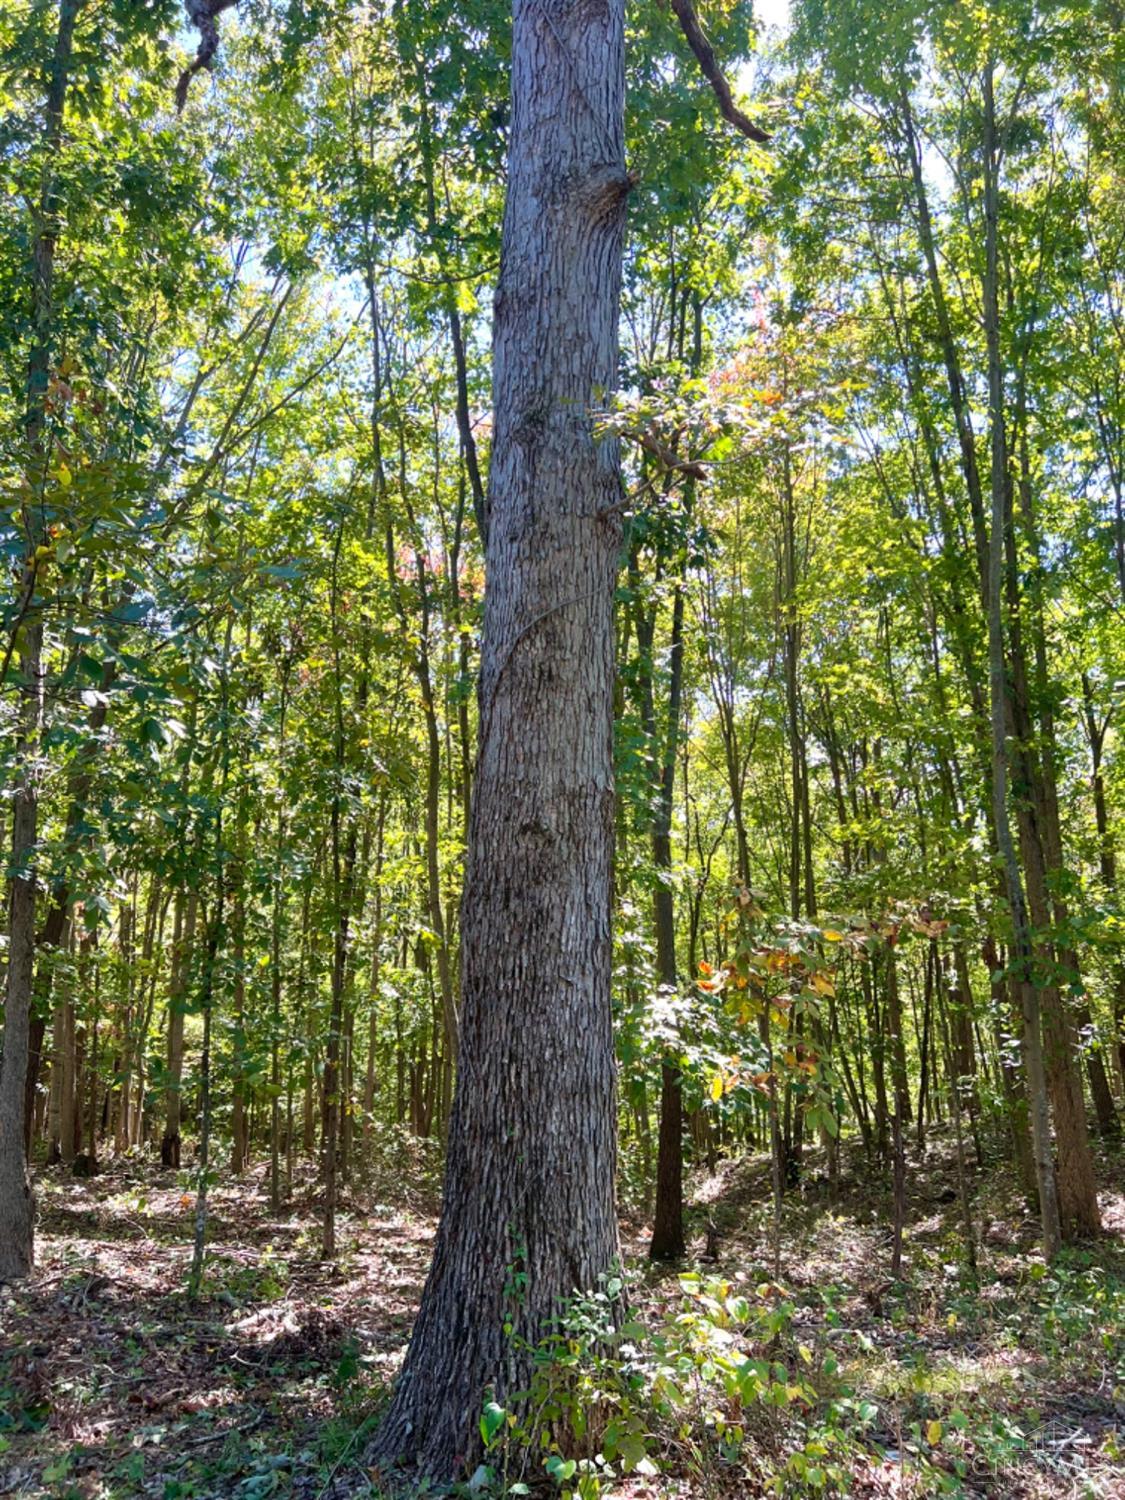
[{"x1": 2, "y1": 1142, "x2": 1124, "y2": 1499}]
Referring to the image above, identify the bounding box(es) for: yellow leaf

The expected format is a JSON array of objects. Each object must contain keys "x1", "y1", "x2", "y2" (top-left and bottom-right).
[
  {"x1": 927, "y1": 1419, "x2": 942, "y2": 1446},
  {"x1": 798, "y1": 1344, "x2": 813, "y2": 1365},
  {"x1": 710, "y1": 1072, "x2": 724, "y2": 1102},
  {"x1": 823, "y1": 930, "x2": 843, "y2": 941}
]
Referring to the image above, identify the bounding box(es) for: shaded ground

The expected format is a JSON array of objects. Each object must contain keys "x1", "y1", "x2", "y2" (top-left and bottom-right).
[
  {"x1": 1, "y1": 1132, "x2": 1123, "y2": 1497},
  {"x1": 1, "y1": 1159, "x2": 433, "y2": 1498},
  {"x1": 667, "y1": 1134, "x2": 1125, "y2": 1498}
]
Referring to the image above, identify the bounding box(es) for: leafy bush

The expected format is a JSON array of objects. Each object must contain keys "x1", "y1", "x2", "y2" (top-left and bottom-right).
[{"x1": 471, "y1": 1271, "x2": 863, "y2": 1498}]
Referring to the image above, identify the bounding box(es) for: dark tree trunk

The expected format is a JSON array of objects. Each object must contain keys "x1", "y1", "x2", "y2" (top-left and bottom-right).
[
  {"x1": 648, "y1": 577, "x2": 688, "y2": 1261},
  {"x1": 650, "y1": 1058, "x2": 685, "y2": 1260},
  {"x1": 0, "y1": 0, "x2": 79, "y2": 1282},
  {"x1": 161, "y1": 892, "x2": 196, "y2": 1169},
  {"x1": 370, "y1": 0, "x2": 628, "y2": 1475},
  {"x1": 886, "y1": 944, "x2": 907, "y2": 1280},
  {"x1": 1082, "y1": 672, "x2": 1125, "y2": 1109},
  {"x1": 981, "y1": 61, "x2": 1061, "y2": 1256}
]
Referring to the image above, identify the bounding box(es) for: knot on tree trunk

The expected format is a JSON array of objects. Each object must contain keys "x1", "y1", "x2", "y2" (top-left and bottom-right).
[{"x1": 577, "y1": 164, "x2": 636, "y2": 223}]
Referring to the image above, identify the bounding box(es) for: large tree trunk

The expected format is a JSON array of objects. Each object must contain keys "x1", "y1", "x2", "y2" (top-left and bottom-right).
[
  {"x1": 1002, "y1": 459, "x2": 1100, "y2": 1229},
  {"x1": 370, "y1": 0, "x2": 628, "y2": 1476},
  {"x1": 1014, "y1": 435, "x2": 1116, "y2": 1148}
]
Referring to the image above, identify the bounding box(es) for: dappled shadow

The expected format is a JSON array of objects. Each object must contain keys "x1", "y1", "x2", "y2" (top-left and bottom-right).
[
  {"x1": 5, "y1": 1137, "x2": 1124, "y2": 1497},
  {"x1": 1, "y1": 1161, "x2": 431, "y2": 1497}
]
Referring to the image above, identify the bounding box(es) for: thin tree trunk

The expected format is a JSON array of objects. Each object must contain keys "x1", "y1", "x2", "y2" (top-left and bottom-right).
[
  {"x1": 649, "y1": 575, "x2": 688, "y2": 1261},
  {"x1": 915, "y1": 946, "x2": 933, "y2": 1155},
  {"x1": 887, "y1": 944, "x2": 907, "y2": 1281},
  {"x1": 0, "y1": 0, "x2": 79, "y2": 1280},
  {"x1": 938, "y1": 955, "x2": 977, "y2": 1277},
  {"x1": 1083, "y1": 673, "x2": 1125, "y2": 1097},
  {"x1": 130, "y1": 883, "x2": 166, "y2": 1151},
  {"x1": 46, "y1": 919, "x2": 72, "y2": 1165},
  {"x1": 230, "y1": 807, "x2": 249, "y2": 1175},
  {"x1": 269, "y1": 664, "x2": 292, "y2": 1211},
  {"x1": 982, "y1": 60, "x2": 1060, "y2": 1257},
  {"x1": 162, "y1": 893, "x2": 197, "y2": 1169},
  {"x1": 188, "y1": 613, "x2": 236, "y2": 1301}
]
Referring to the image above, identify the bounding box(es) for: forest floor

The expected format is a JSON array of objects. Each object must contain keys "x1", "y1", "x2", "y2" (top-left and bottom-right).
[{"x1": 1, "y1": 1133, "x2": 1123, "y2": 1500}]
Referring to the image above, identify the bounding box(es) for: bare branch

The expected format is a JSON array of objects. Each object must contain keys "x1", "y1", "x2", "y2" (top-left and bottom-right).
[
  {"x1": 625, "y1": 428, "x2": 709, "y2": 481},
  {"x1": 669, "y1": 0, "x2": 770, "y2": 144},
  {"x1": 176, "y1": 0, "x2": 239, "y2": 112}
]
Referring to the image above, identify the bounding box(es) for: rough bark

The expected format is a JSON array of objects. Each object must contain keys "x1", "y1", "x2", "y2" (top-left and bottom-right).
[
  {"x1": 1002, "y1": 487, "x2": 1100, "y2": 1231},
  {"x1": 370, "y1": 0, "x2": 628, "y2": 1476},
  {"x1": 1017, "y1": 434, "x2": 1117, "y2": 1142}
]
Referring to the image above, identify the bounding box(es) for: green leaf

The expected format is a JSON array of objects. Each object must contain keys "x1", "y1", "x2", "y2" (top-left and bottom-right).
[{"x1": 479, "y1": 1400, "x2": 506, "y2": 1449}]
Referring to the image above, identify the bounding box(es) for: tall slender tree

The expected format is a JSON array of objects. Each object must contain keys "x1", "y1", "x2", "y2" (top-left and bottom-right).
[{"x1": 0, "y1": 0, "x2": 79, "y2": 1283}]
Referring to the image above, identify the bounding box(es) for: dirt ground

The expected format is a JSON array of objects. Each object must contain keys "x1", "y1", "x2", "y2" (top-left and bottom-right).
[{"x1": 2, "y1": 1136, "x2": 1123, "y2": 1498}]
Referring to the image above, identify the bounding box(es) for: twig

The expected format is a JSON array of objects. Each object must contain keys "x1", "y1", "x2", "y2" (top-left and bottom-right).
[
  {"x1": 625, "y1": 428, "x2": 709, "y2": 481},
  {"x1": 173, "y1": 1412, "x2": 267, "y2": 1453}
]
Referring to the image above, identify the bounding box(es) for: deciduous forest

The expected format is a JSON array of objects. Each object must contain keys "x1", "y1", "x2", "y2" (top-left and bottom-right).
[{"x1": 2, "y1": 0, "x2": 1124, "y2": 1495}]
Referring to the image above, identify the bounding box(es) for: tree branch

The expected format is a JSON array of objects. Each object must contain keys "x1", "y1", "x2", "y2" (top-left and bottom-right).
[
  {"x1": 176, "y1": 0, "x2": 239, "y2": 112},
  {"x1": 669, "y1": 0, "x2": 770, "y2": 144},
  {"x1": 621, "y1": 428, "x2": 709, "y2": 480}
]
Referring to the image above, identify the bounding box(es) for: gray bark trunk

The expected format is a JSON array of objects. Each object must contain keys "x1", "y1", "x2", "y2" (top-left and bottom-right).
[{"x1": 370, "y1": 0, "x2": 628, "y2": 1476}]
